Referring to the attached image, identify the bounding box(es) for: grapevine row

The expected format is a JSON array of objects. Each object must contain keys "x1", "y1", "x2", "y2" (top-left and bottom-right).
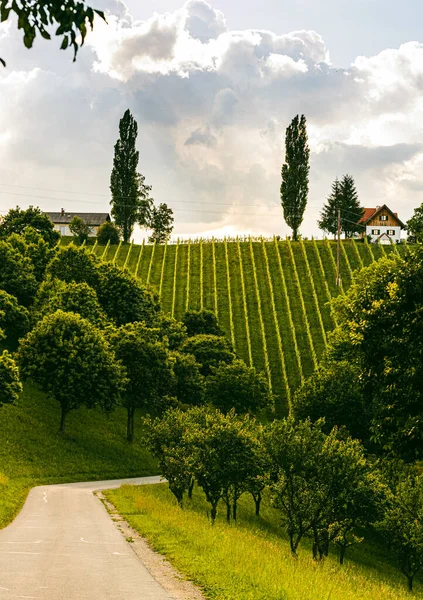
[
  {"x1": 146, "y1": 240, "x2": 156, "y2": 286},
  {"x1": 159, "y1": 241, "x2": 168, "y2": 300},
  {"x1": 324, "y1": 238, "x2": 344, "y2": 294},
  {"x1": 249, "y1": 239, "x2": 272, "y2": 392},
  {"x1": 171, "y1": 240, "x2": 179, "y2": 317},
  {"x1": 135, "y1": 240, "x2": 144, "y2": 278},
  {"x1": 312, "y1": 238, "x2": 337, "y2": 328},
  {"x1": 123, "y1": 241, "x2": 133, "y2": 270},
  {"x1": 236, "y1": 238, "x2": 253, "y2": 367},
  {"x1": 212, "y1": 238, "x2": 218, "y2": 317},
  {"x1": 185, "y1": 239, "x2": 191, "y2": 312},
  {"x1": 224, "y1": 239, "x2": 236, "y2": 350},
  {"x1": 112, "y1": 240, "x2": 122, "y2": 264},
  {"x1": 261, "y1": 240, "x2": 290, "y2": 407},
  {"x1": 273, "y1": 238, "x2": 304, "y2": 382},
  {"x1": 300, "y1": 240, "x2": 327, "y2": 345}
]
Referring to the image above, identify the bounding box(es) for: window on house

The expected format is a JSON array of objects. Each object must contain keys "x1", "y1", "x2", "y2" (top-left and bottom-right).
[
  {"x1": 371, "y1": 229, "x2": 380, "y2": 235},
  {"x1": 380, "y1": 215, "x2": 388, "y2": 221},
  {"x1": 59, "y1": 226, "x2": 66, "y2": 235},
  {"x1": 387, "y1": 229, "x2": 395, "y2": 236}
]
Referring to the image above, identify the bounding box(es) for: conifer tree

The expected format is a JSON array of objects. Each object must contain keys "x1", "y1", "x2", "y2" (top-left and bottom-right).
[
  {"x1": 318, "y1": 178, "x2": 342, "y2": 238},
  {"x1": 319, "y1": 175, "x2": 363, "y2": 239},
  {"x1": 280, "y1": 115, "x2": 310, "y2": 241},
  {"x1": 110, "y1": 109, "x2": 153, "y2": 243},
  {"x1": 340, "y1": 174, "x2": 363, "y2": 238}
]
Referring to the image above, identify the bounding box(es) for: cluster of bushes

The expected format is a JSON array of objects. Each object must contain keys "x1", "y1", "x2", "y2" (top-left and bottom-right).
[{"x1": 146, "y1": 406, "x2": 423, "y2": 591}]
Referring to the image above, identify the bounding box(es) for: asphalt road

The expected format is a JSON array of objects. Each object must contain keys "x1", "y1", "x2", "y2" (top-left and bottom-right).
[{"x1": 0, "y1": 476, "x2": 174, "y2": 600}]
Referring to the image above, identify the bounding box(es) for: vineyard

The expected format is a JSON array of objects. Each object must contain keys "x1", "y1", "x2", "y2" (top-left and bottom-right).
[{"x1": 61, "y1": 237, "x2": 409, "y2": 415}]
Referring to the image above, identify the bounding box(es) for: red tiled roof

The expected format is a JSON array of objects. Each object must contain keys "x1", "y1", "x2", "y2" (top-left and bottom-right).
[{"x1": 359, "y1": 208, "x2": 377, "y2": 223}]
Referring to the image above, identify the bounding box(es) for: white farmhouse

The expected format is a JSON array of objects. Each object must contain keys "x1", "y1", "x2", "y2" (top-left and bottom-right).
[
  {"x1": 359, "y1": 205, "x2": 404, "y2": 244},
  {"x1": 44, "y1": 209, "x2": 111, "y2": 237}
]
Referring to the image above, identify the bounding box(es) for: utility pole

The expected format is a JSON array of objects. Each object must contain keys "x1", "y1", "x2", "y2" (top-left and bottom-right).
[{"x1": 336, "y1": 208, "x2": 341, "y2": 286}]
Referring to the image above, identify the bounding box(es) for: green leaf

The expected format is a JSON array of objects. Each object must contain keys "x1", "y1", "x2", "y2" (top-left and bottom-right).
[
  {"x1": 0, "y1": 57, "x2": 5, "y2": 67},
  {"x1": 40, "y1": 29, "x2": 51, "y2": 41},
  {"x1": 0, "y1": 6, "x2": 11, "y2": 22},
  {"x1": 60, "y1": 36, "x2": 69, "y2": 50}
]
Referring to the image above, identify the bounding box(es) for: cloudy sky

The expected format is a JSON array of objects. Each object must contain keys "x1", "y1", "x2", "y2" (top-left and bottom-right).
[{"x1": 1, "y1": 0, "x2": 423, "y2": 240}]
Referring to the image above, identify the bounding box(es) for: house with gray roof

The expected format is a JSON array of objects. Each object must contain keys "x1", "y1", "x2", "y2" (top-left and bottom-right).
[{"x1": 44, "y1": 209, "x2": 111, "y2": 237}]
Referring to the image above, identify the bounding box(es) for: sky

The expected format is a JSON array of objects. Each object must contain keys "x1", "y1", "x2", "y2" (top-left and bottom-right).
[{"x1": 1, "y1": 0, "x2": 423, "y2": 241}]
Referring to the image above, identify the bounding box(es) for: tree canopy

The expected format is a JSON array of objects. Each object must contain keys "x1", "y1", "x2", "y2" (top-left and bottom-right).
[
  {"x1": 0, "y1": 351, "x2": 22, "y2": 407},
  {"x1": 18, "y1": 310, "x2": 125, "y2": 432},
  {"x1": 148, "y1": 203, "x2": 174, "y2": 244},
  {"x1": 181, "y1": 334, "x2": 235, "y2": 376},
  {"x1": 0, "y1": 206, "x2": 59, "y2": 246}
]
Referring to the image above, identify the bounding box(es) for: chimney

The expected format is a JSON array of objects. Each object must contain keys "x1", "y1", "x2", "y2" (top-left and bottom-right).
[{"x1": 61, "y1": 208, "x2": 65, "y2": 216}]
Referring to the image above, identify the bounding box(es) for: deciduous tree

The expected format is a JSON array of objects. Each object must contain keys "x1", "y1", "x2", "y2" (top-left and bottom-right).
[
  {"x1": 181, "y1": 334, "x2": 235, "y2": 376},
  {"x1": 96, "y1": 221, "x2": 120, "y2": 245},
  {"x1": 148, "y1": 203, "x2": 174, "y2": 244},
  {"x1": 206, "y1": 359, "x2": 271, "y2": 415},
  {"x1": 110, "y1": 322, "x2": 174, "y2": 441},
  {"x1": 0, "y1": 351, "x2": 22, "y2": 406},
  {"x1": 280, "y1": 114, "x2": 310, "y2": 241},
  {"x1": 69, "y1": 216, "x2": 91, "y2": 244},
  {"x1": 18, "y1": 310, "x2": 125, "y2": 432},
  {"x1": 0, "y1": 240, "x2": 38, "y2": 306},
  {"x1": 0, "y1": 290, "x2": 30, "y2": 348},
  {"x1": 0, "y1": 206, "x2": 59, "y2": 246},
  {"x1": 110, "y1": 109, "x2": 153, "y2": 243},
  {"x1": 183, "y1": 309, "x2": 224, "y2": 338}
]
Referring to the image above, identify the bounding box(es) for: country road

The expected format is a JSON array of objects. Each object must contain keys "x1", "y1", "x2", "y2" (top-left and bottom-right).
[{"x1": 0, "y1": 476, "x2": 175, "y2": 600}]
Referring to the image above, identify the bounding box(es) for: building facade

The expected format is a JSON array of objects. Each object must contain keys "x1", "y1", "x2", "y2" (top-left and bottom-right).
[
  {"x1": 44, "y1": 210, "x2": 111, "y2": 237},
  {"x1": 359, "y1": 205, "x2": 404, "y2": 244}
]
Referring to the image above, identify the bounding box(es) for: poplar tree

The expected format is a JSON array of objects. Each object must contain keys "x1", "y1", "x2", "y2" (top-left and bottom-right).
[
  {"x1": 280, "y1": 114, "x2": 310, "y2": 241},
  {"x1": 110, "y1": 109, "x2": 153, "y2": 243}
]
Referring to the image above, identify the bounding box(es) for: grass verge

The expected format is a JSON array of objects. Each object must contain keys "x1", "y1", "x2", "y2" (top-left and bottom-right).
[
  {"x1": 0, "y1": 383, "x2": 156, "y2": 529},
  {"x1": 105, "y1": 483, "x2": 422, "y2": 600}
]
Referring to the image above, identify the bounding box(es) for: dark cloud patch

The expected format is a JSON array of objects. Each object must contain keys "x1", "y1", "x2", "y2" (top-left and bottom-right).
[{"x1": 185, "y1": 127, "x2": 217, "y2": 147}]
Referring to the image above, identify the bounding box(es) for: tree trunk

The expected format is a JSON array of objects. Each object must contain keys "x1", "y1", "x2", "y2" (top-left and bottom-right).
[
  {"x1": 232, "y1": 500, "x2": 237, "y2": 521},
  {"x1": 126, "y1": 407, "x2": 135, "y2": 442},
  {"x1": 253, "y1": 493, "x2": 262, "y2": 517},
  {"x1": 407, "y1": 575, "x2": 413, "y2": 592},
  {"x1": 226, "y1": 501, "x2": 231, "y2": 523},
  {"x1": 211, "y1": 503, "x2": 218, "y2": 525},
  {"x1": 60, "y1": 406, "x2": 68, "y2": 434},
  {"x1": 339, "y1": 545, "x2": 346, "y2": 565},
  {"x1": 289, "y1": 533, "x2": 298, "y2": 556},
  {"x1": 188, "y1": 478, "x2": 195, "y2": 499}
]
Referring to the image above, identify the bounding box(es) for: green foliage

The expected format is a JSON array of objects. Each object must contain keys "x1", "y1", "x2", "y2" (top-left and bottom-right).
[
  {"x1": 170, "y1": 351, "x2": 205, "y2": 406},
  {"x1": 33, "y1": 279, "x2": 107, "y2": 327},
  {"x1": 0, "y1": 206, "x2": 59, "y2": 246},
  {"x1": 206, "y1": 359, "x2": 271, "y2": 415},
  {"x1": 183, "y1": 309, "x2": 224, "y2": 337},
  {"x1": 406, "y1": 202, "x2": 423, "y2": 243},
  {"x1": 0, "y1": 351, "x2": 22, "y2": 406},
  {"x1": 109, "y1": 322, "x2": 174, "y2": 441},
  {"x1": 96, "y1": 221, "x2": 120, "y2": 245},
  {"x1": 47, "y1": 244, "x2": 99, "y2": 288},
  {"x1": 0, "y1": 240, "x2": 38, "y2": 306},
  {"x1": 96, "y1": 262, "x2": 160, "y2": 326},
  {"x1": 0, "y1": 290, "x2": 30, "y2": 347},
  {"x1": 69, "y1": 215, "x2": 91, "y2": 244},
  {"x1": 0, "y1": 0, "x2": 106, "y2": 67},
  {"x1": 155, "y1": 313, "x2": 187, "y2": 350},
  {"x1": 8, "y1": 228, "x2": 57, "y2": 281},
  {"x1": 148, "y1": 203, "x2": 174, "y2": 244},
  {"x1": 319, "y1": 176, "x2": 363, "y2": 238},
  {"x1": 280, "y1": 114, "x2": 310, "y2": 241},
  {"x1": 181, "y1": 333, "x2": 235, "y2": 376},
  {"x1": 18, "y1": 310, "x2": 126, "y2": 432},
  {"x1": 266, "y1": 418, "x2": 382, "y2": 560},
  {"x1": 145, "y1": 408, "x2": 197, "y2": 506},
  {"x1": 110, "y1": 109, "x2": 153, "y2": 243},
  {"x1": 330, "y1": 249, "x2": 423, "y2": 461},
  {"x1": 292, "y1": 361, "x2": 369, "y2": 441},
  {"x1": 378, "y1": 475, "x2": 423, "y2": 591},
  {"x1": 189, "y1": 407, "x2": 264, "y2": 523}
]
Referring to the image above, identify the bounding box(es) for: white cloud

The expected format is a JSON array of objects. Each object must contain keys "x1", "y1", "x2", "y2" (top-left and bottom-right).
[{"x1": 1, "y1": 2, "x2": 423, "y2": 239}]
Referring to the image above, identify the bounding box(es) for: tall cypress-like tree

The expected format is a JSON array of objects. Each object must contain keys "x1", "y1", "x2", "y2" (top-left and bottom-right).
[
  {"x1": 280, "y1": 114, "x2": 310, "y2": 241},
  {"x1": 339, "y1": 174, "x2": 363, "y2": 238},
  {"x1": 318, "y1": 178, "x2": 342, "y2": 238},
  {"x1": 110, "y1": 109, "x2": 153, "y2": 243}
]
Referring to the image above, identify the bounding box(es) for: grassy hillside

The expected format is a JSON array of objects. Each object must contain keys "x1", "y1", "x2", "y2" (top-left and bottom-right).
[
  {"x1": 106, "y1": 482, "x2": 422, "y2": 600},
  {"x1": 0, "y1": 383, "x2": 156, "y2": 529},
  {"x1": 62, "y1": 237, "x2": 409, "y2": 415}
]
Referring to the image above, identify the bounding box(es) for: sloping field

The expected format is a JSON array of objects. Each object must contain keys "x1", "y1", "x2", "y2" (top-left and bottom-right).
[{"x1": 62, "y1": 237, "x2": 409, "y2": 415}]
